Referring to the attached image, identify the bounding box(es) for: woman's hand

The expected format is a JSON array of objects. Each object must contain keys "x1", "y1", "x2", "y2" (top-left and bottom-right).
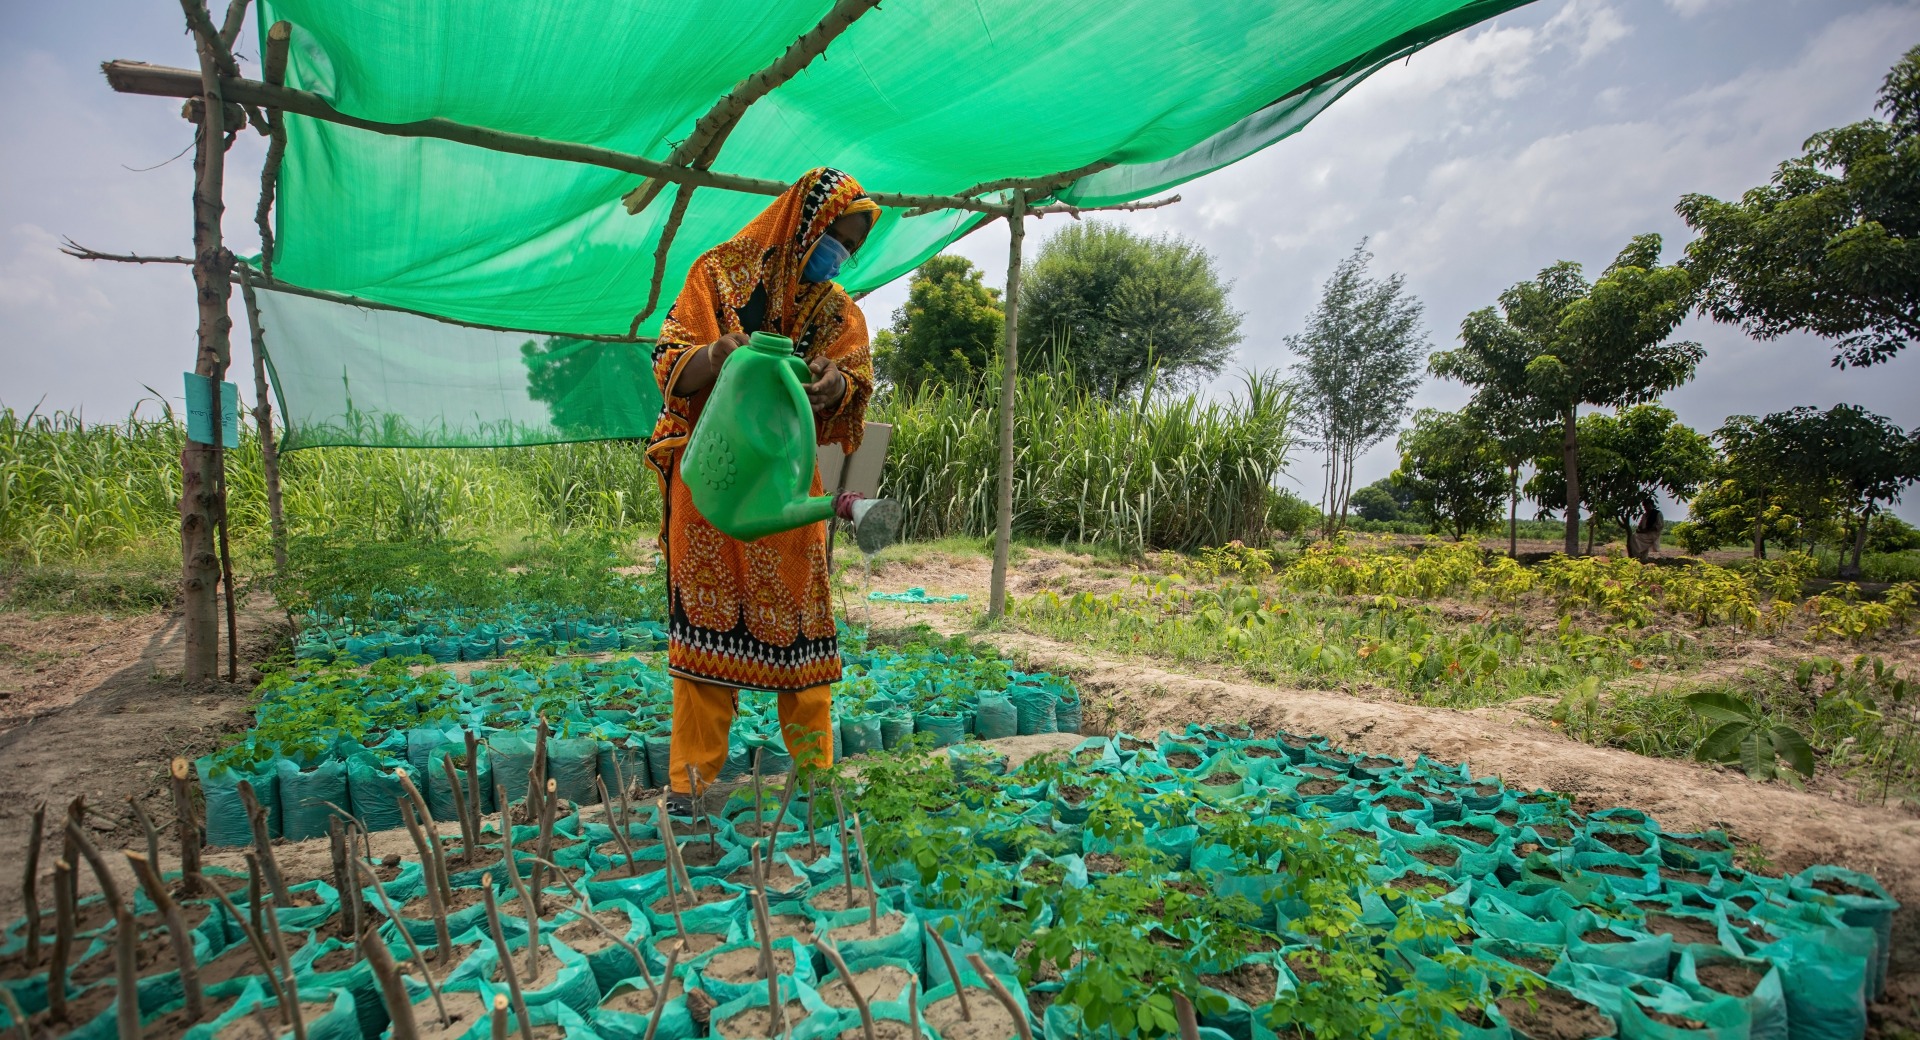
[
  {"x1": 805, "y1": 356, "x2": 848, "y2": 413},
  {"x1": 670, "y1": 332, "x2": 754, "y2": 397}
]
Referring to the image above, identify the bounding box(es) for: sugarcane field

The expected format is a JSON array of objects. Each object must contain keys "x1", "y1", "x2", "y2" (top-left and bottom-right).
[{"x1": 3, "y1": 1, "x2": 1920, "y2": 1038}]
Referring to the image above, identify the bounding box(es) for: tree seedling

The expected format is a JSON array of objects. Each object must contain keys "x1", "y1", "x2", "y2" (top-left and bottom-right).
[
  {"x1": 818, "y1": 940, "x2": 876, "y2": 1040},
  {"x1": 355, "y1": 859, "x2": 450, "y2": 1027},
  {"x1": 65, "y1": 819, "x2": 139, "y2": 1040},
  {"x1": 967, "y1": 953, "x2": 1034, "y2": 1040},
  {"x1": 481, "y1": 887, "x2": 537, "y2": 1040},
  {"x1": 128, "y1": 849, "x2": 206, "y2": 1021},
  {"x1": 596, "y1": 776, "x2": 638, "y2": 877},
  {"x1": 831, "y1": 786, "x2": 858, "y2": 905},
  {"x1": 396, "y1": 796, "x2": 454, "y2": 955},
  {"x1": 852, "y1": 814, "x2": 881, "y2": 934}
]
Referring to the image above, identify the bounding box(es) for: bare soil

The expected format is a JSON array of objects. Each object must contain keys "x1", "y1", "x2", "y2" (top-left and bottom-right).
[
  {"x1": 1203, "y1": 961, "x2": 1279, "y2": 1005},
  {"x1": 819, "y1": 963, "x2": 916, "y2": 1008},
  {"x1": 1497, "y1": 987, "x2": 1616, "y2": 1040},
  {"x1": 1695, "y1": 959, "x2": 1765, "y2": 998}
]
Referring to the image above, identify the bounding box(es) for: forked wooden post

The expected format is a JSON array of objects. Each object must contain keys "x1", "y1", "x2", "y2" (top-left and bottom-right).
[{"x1": 988, "y1": 189, "x2": 1027, "y2": 620}]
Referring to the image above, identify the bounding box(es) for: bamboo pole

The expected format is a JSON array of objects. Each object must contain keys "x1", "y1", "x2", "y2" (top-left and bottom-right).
[
  {"x1": 234, "y1": 266, "x2": 287, "y2": 572},
  {"x1": 63, "y1": 242, "x2": 658, "y2": 344},
  {"x1": 988, "y1": 189, "x2": 1027, "y2": 620},
  {"x1": 98, "y1": 61, "x2": 1008, "y2": 216},
  {"x1": 176, "y1": 0, "x2": 236, "y2": 682}
]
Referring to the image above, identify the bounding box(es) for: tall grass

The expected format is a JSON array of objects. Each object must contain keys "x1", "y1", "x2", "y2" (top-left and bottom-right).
[
  {"x1": 874, "y1": 364, "x2": 1294, "y2": 553},
  {"x1": 1, "y1": 404, "x2": 660, "y2": 563}
]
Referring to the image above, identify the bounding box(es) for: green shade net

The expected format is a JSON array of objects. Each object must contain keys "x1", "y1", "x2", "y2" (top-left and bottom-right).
[{"x1": 256, "y1": 0, "x2": 1531, "y2": 447}]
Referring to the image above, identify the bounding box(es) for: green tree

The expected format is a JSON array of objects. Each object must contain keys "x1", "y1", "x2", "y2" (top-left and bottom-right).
[
  {"x1": 1287, "y1": 242, "x2": 1428, "y2": 537},
  {"x1": 1021, "y1": 221, "x2": 1243, "y2": 398},
  {"x1": 872, "y1": 255, "x2": 1004, "y2": 395},
  {"x1": 1780, "y1": 404, "x2": 1920, "y2": 577},
  {"x1": 1391, "y1": 410, "x2": 1506, "y2": 541},
  {"x1": 1446, "y1": 235, "x2": 1702, "y2": 556},
  {"x1": 1530, "y1": 405, "x2": 1714, "y2": 560},
  {"x1": 1430, "y1": 308, "x2": 1559, "y2": 557},
  {"x1": 1679, "y1": 45, "x2": 1920, "y2": 368},
  {"x1": 1679, "y1": 413, "x2": 1840, "y2": 558},
  {"x1": 1349, "y1": 478, "x2": 1410, "y2": 523}
]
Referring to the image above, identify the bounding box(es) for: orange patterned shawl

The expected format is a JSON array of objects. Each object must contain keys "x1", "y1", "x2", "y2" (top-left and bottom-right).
[{"x1": 644, "y1": 167, "x2": 877, "y2": 692}]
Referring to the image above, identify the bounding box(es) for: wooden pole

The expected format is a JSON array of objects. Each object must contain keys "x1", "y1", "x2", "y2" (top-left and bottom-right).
[
  {"x1": 100, "y1": 61, "x2": 1008, "y2": 217},
  {"x1": 235, "y1": 265, "x2": 288, "y2": 573},
  {"x1": 988, "y1": 189, "x2": 1026, "y2": 620},
  {"x1": 178, "y1": 0, "x2": 235, "y2": 682},
  {"x1": 255, "y1": 21, "x2": 290, "y2": 279}
]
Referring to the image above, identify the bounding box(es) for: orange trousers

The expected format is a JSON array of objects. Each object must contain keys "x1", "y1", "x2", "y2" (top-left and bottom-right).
[{"x1": 667, "y1": 676, "x2": 833, "y2": 795}]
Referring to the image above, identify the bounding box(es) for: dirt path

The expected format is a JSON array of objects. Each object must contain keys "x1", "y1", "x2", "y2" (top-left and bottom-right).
[{"x1": 0, "y1": 595, "x2": 284, "y2": 918}]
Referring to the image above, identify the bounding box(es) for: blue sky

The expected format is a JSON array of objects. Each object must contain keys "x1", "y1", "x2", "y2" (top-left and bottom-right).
[{"x1": 4, "y1": 0, "x2": 1919, "y2": 519}]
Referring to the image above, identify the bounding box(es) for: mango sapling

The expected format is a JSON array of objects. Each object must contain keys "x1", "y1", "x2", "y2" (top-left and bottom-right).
[
  {"x1": 596, "y1": 776, "x2": 639, "y2": 876},
  {"x1": 818, "y1": 940, "x2": 877, "y2": 1040},
  {"x1": 128, "y1": 849, "x2": 206, "y2": 1021},
  {"x1": 968, "y1": 953, "x2": 1034, "y2": 1040},
  {"x1": 170, "y1": 758, "x2": 203, "y2": 896},
  {"x1": 20, "y1": 803, "x2": 42, "y2": 968},
  {"x1": 481, "y1": 886, "x2": 536, "y2": 1040},
  {"x1": 355, "y1": 858, "x2": 451, "y2": 1026},
  {"x1": 66, "y1": 818, "x2": 138, "y2": 1040},
  {"x1": 397, "y1": 796, "x2": 454, "y2": 954},
  {"x1": 363, "y1": 920, "x2": 420, "y2": 1040}
]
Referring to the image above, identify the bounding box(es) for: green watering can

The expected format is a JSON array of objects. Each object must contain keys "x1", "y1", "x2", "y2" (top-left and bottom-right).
[{"x1": 682, "y1": 331, "x2": 901, "y2": 549}]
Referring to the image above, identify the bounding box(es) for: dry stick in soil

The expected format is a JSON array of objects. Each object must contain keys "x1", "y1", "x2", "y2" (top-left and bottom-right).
[
  {"x1": 501, "y1": 836, "x2": 542, "y2": 981},
  {"x1": 528, "y1": 719, "x2": 551, "y2": 826},
  {"x1": 818, "y1": 940, "x2": 877, "y2": 1040},
  {"x1": 775, "y1": 757, "x2": 800, "y2": 827},
  {"x1": 395, "y1": 797, "x2": 453, "y2": 956},
  {"x1": 443, "y1": 753, "x2": 478, "y2": 859},
  {"x1": 686, "y1": 764, "x2": 719, "y2": 855},
  {"x1": 251, "y1": 853, "x2": 311, "y2": 1040},
  {"x1": 205, "y1": 869, "x2": 298, "y2": 1032},
  {"x1": 653, "y1": 807, "x2": 690, "y2": 939},
  {"x1": 850, "y1": 815, "x2": 880, "y2": 934},
  {"x1": 532, "y1": 778, "x2": 559, "y2": 904},
  {"x1": 529, "y1": 856, "x2": 657, "y2": 1000},
  {"x1": 361, "y1": 922, "x2": 419, "y2": 1040},
  {"x1": 641, "y1": 950, "x2": 680, "y2": 1040},
  {"x1": 128, "y1": 850, "x2": 206, "y2": 1021},
  {"x1": 481, "y1": 887, "x2": 536, "y2": 1040},
  {"x1": 907, "y1": 980, "x2": 922, "y2": 1038},
  {"x1": 396, "y1": 769, "x2": 453, "y2": 905},
  {"x1": 751, "y1": 750, "x2": 765, "y2": 830},
  {"x1": 170, "y1": 758, "x2": 203, "y2": 897},
  {"x1": 1, "y1": 988, "x2": 30, "y2": 1040},
  {"x1": 489, "y1": 994, "x2": 508, "y2": 1040},
  {"x1": 926, "y1": 929, "x2": 971, "y2": 1022},
  {"x1": 327, "y1": 817, "x2": 358, "y2": 941},
  {"x1": 595, "y1": 777, "x2": 638, "y2": 878},
  {"x1": 830, "y1": 787, "x2": 857, "y2": 903},
  {"x1": 47, "y1": 860, "x2": 74, "y2": 1024},
  {"x1": 66, "y1": 820, "x2": 140, "y2": 1040},
  {"x1": 20, "y1": 804, "x2": 43, "y2": 969},
  {"x1": 609, "y1": 753, "x2": 633, "y2": 824},
  {"x1": 354, "y1": 859, "x2": 449, "y2": 1027},
  {"x1": 746, "y1": 844, "x2": 786, "y2": 1037},
  {"x1": 127, "y1": 797, "x2": 163, "y2": 880},
  {"x1": 967, "y1": 953, "x2": 1034, "y2": 1040},
  {"x1": 315, "y1": 804, "x2": 369, "y2": 939},
  {"x1": 464, "y1": 731, "x2": 486, "y2": 854},
  {"x1": 236, "y1": 779, "x2": 292, "y2": 907}
]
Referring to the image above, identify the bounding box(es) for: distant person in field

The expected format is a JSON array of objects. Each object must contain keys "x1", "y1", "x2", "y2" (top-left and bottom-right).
[{"x1": 644, "y1": 166, "x2": 878, "y2": 817}]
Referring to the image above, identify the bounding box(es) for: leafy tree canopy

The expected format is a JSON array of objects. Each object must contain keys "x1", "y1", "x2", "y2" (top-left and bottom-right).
[
  {"x1": 1530, "y1": 405, "x2": 1715, "y2": 559},
  {"x1": 873, "y1": 255, "x2": 1004, "y2": 395},
  {"x1": 1021, "y1": 221, "x2": 1243, "y2": 399},
  {"x1": 1679, "y1": 45, "x2": 1920, "y2": 367},
  {"x1": 1392, "y1": 409, "x2": 1506, "y2": 541}
]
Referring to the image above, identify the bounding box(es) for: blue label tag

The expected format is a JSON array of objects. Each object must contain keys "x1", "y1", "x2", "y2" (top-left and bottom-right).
[{"x1": 184, "y1": 372, "x2": 241, "y2": 448}]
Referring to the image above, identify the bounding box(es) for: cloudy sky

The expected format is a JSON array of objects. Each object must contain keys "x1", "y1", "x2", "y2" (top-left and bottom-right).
[{"x1": 4, "y1": 0, "x2": 1919, "y2": 518}]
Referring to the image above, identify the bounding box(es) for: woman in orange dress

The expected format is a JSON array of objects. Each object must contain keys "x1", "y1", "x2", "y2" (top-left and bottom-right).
[{"x1": 644, "y1": 167, "x2": 879, "y2": 813}]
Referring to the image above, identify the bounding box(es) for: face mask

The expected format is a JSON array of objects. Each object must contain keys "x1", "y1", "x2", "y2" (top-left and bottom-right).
[{"x1": 803, "y1": 234, "x2": 849, "y2": 284}]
